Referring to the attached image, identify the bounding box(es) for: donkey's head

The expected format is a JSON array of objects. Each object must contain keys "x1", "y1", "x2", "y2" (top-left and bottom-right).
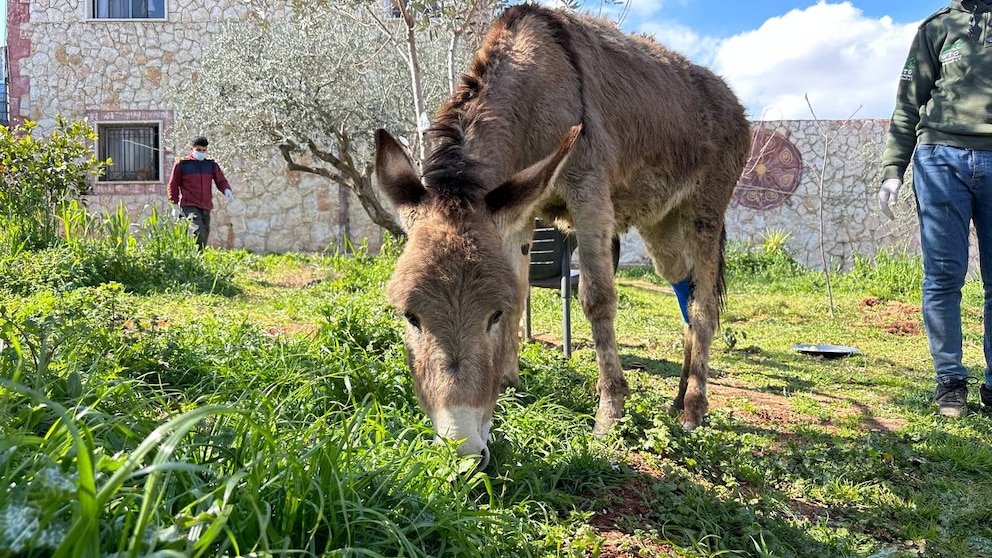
[{"x1": 374, "y1": 126, "x2": 581, "y2": 469}]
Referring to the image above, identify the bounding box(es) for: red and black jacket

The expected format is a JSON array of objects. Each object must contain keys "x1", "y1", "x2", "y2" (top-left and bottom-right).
[{"x1": 167, "y1": 158, "x2": 231, "y2": 210}]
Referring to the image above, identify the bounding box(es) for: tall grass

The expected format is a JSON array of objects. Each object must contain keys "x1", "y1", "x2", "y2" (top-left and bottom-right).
[
  {"x1": 0, "y1": 278, "x2": 536, "y2": 556},
  {"x1": 0, "y1": 202, "x2": 234, "y2": 296},
  {"x1": 2, "y1": 232, "x2": 990, "y2": 556},
  {"x1": 835, "y1": 250, "x2": 923, "y2": 300}
]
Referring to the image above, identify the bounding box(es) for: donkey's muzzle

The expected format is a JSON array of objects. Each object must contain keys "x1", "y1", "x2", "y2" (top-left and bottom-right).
[{"x1": 431, "y1": 405, "x2": 492, "y2": 472}]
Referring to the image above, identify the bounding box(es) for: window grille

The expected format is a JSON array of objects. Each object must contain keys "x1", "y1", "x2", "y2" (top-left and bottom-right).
[{"x1": 98, "y1": 124, "x2": 161, "y2": 182}]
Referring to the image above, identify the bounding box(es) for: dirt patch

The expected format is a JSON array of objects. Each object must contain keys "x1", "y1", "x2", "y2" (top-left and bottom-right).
[
  {"x1": 788, "y1": 497, "x2": 828, "y2": 523},
  {"x1": 858, "y1": 297, "x2": 921, "y2": 336},
  {"x1": 707, "y1": 382, "x2": 907, "y2": 435},
  {"x1": 587, "y1": 455, "x2": 676, "y2": 557},
  {"x1": 883, "y1": 321, "x2": 920, "y2": 335},
  {"x1": 249, "y1": 267, "x2": 330, "y2": 289}
]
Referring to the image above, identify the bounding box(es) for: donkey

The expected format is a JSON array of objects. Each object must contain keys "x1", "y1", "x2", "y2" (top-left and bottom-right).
[{"x1": 375, "y1": 4, "x2": 750, "y2": 468}]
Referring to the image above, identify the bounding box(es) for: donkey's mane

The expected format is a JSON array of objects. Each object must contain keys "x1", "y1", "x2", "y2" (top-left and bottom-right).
[{"x1": 422, "y1": 4, "x2": 586, "y2": 206}]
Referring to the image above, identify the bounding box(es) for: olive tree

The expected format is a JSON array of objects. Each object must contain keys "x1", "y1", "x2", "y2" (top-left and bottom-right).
[{"x1": 171, "y1": 1, "x2": 501, "y2": 238}]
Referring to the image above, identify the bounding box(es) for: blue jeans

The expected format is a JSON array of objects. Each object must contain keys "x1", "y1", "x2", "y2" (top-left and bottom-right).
[{"x1": 913, "y1": 144, "x2": 992, "y2": 388}]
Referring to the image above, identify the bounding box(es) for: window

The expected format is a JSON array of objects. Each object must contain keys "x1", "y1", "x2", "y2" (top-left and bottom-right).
[
  {"x1": 1, "y1": 48, "x2": 8, "y2": 126},
  {"x1": 98, "y1": 123, "x2": 161, "y2": 182},
  {"x1": 0, "y1": 79, "x2": 7, "y2": 127},
  {"x1": 92, "y1": 0, "x2": 165, "y2": 19}
]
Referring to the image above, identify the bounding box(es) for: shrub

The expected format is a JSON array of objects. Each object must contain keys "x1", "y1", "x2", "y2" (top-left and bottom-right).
[
  {"x1": 0, "y1": 117, "x2": 107, "y2": 252},
  {"x1": 725, "y1": 236, "x2": 804, "y2": 283}
]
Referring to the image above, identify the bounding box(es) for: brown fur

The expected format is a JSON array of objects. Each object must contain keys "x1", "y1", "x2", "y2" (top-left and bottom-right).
[{"x1": 376, "y1": 4, "x2": 751, "y2": 460}]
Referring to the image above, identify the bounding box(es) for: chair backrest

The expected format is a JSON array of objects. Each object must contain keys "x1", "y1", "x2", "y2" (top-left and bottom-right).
[{"x1": 529, "y1": 219, "x2": 575, "y2": 281}]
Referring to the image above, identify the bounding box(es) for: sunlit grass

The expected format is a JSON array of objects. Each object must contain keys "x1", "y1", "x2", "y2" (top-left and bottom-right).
[{"x1": 1, "y1": 236, "x2": 991, "y2": 556}]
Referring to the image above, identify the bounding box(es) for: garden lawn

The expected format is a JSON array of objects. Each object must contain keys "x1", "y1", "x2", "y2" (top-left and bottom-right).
[{"x1": 2, "y1": 241, "x2": 991, "y2": 557}]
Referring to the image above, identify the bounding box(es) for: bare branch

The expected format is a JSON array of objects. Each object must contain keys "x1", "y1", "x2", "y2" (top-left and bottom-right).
[{"x1": 802, "y1": 93, "x2": 863, "y2": 319}]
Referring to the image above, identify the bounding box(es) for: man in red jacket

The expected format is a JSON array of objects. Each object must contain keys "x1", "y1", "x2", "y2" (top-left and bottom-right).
[{"x1": 167, "y1": 136, "x2": 232, "y2": 249}]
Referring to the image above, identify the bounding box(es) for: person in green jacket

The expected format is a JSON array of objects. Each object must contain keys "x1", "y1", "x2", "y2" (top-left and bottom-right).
[{"x1": 878, "y1": 0, "x2": 992, "y2": 417}]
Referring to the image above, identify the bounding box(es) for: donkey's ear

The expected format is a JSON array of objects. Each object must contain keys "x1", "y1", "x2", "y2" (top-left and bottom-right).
[
  {"x1": 375, "y1": 129, "x2": 427, "y2": 211},
  {"x1": 485, "y1": 125, "x2": 581, "y2": 218}
]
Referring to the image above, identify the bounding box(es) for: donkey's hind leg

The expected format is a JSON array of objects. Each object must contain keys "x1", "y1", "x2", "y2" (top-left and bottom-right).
[
  {"x1": 676, "y1": 219, "x2": 725, "y2": 430},
  {"x1": 640, "y1": 212, "x2": 724, "y2": 430}
]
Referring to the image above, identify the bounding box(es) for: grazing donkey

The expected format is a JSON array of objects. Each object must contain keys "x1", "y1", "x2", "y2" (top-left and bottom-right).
[{"x1": 375, "y1": 4, "x2": 750, "y2": 468}]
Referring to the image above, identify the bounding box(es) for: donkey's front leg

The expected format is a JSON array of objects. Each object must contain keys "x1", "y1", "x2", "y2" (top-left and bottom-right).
[
  {"x1": 504, "y1": 222, "x2": 535, "y2": 390},
  {"x1": 573, "y1": 222, "x2": 628, "y2": 435}
]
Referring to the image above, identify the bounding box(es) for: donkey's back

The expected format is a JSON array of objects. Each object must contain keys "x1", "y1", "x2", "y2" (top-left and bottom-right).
[{"x1": 559, "y1": 10, "x2": 748, "y2": 189}]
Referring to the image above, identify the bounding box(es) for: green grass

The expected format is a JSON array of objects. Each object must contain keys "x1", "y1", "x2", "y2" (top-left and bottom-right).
[{"x1": 2, "y1": 231, "x2": 991, "y2": 557}]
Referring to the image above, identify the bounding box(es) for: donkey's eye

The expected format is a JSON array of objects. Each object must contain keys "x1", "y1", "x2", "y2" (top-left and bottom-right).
[
  {"x1": 487, "y1": 310, "x2": 503, "y2": 332},
  {"x1": 404, "y1": 312, "x2": 421, "y2": 330}
]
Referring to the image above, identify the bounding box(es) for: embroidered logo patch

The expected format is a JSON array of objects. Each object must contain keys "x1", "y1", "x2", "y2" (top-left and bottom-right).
[
  {"x1": 901, "y1": 57, "x2": 916, "y2": 81},
  {"x1": 939, "y1": 39, "x2": 965, "y2": 64}
]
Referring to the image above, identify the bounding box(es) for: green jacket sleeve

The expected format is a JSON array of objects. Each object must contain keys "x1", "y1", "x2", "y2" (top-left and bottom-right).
[{"x1": 880, "y1": 25, "x2": 940, "y2": 182}]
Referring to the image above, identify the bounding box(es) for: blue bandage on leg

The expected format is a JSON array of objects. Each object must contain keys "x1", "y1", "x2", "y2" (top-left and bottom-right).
[{"x1": 671, "y1": 277, "x2": 691, "y2": 325}]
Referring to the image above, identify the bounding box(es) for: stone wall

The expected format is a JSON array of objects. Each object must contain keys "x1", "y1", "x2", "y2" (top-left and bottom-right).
[
  {"x1": 9, "y1": 0, "x2": 251, "y2": 127},
  {"x1": 619, "y1": 119, "x2": 927, "y2": 271}
]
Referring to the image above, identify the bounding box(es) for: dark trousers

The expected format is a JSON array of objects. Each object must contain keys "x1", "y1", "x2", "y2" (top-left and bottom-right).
[{"x1": 181, "y1": 206, "x2": 211, "y2": 250}]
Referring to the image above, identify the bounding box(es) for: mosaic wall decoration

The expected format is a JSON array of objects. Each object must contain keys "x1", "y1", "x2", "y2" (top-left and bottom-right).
[{"x1": 733, "y1": 128, "x2": 803, "y2": 210}]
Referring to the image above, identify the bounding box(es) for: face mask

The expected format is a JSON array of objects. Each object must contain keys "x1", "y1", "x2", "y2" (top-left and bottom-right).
[{"x1": 192, "y1": 151, "x2": 207, "y2": 161}]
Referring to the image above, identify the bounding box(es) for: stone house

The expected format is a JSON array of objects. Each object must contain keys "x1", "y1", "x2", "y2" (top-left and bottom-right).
[
  {"x1": 6, "y1": 0, "x2": 385, "y2": 253},
  {"x1": 6, "y1": 1, "x2": 922, "y2": 268}
]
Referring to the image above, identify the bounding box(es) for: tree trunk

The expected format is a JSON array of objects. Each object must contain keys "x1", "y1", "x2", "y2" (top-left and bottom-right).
[
  {"x1": 351, "y1": 166, "x2": 406, "y2": 239},
  {"x1": 277, "y1": 141, "x2": 406, "y2": 240},
  {"x1": 399, "y1": 4, "x2": 428, "y2": 165}
]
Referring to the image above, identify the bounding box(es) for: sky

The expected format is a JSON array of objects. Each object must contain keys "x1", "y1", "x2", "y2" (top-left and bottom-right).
[
  {"x1": 1, "y1": 0, "x2": 939, "y2": 119},
  {"x1": 601, "y1": 0, "x2": 941, "y2": 119}
]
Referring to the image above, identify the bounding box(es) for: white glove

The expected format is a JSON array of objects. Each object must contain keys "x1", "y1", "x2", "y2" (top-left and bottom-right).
[
  {"x1": 171, "y1": 205, "x2": 180, "y2": 220},
  {"x1": 877, "y1": 178, "x2": 902, "y2": 220},
  {"x1": 224, "y1": 189, "x2": 233, "y2": 199}
]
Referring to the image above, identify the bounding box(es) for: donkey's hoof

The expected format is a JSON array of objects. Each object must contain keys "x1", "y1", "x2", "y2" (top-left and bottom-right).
[
  {"x1": 593, "y1": 400, "x2": 623, "y2": 436},
  {"x1": 678, "y1": 409, "x2": 705, "y2": 431},
  {"x1": 679, "y1": 417, "x2": 701, "y2": 431}
]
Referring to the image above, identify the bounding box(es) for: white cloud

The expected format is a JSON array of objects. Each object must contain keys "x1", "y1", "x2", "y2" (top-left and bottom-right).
[
  {"x1": 711, "y1": 2, "x2": 920, "y2": 119},
  {"x1": 639, "y1": 20, "x2": 720, "y2": 62}
]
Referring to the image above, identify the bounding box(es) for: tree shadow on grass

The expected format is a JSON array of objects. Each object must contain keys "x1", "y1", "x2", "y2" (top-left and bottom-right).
[
  {"x1": 579, "y1": 463, "x2": 859, "y2": 558},
  {"x1": 619, "y1": 346, "x2": 818, "y2": 394},
  {"x1": 618, "y1": 348, "x2": 679, "y2": 378},
  {"x1": 484, "y1": 433, "x2": 862, "y2": 558}
]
